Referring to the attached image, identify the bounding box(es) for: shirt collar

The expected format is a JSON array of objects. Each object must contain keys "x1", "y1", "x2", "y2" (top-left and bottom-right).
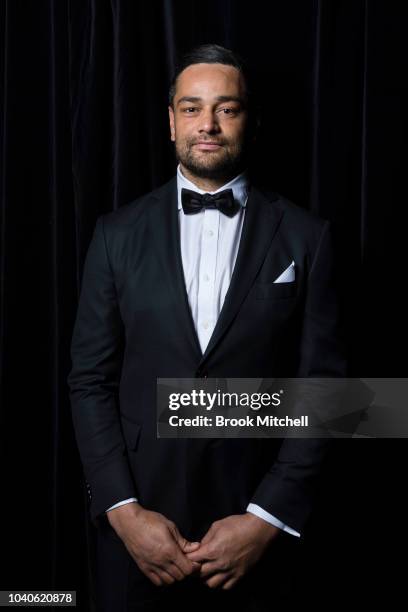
[{"x1": 176, "y1": 163, "x2": 249, "y2": 211}]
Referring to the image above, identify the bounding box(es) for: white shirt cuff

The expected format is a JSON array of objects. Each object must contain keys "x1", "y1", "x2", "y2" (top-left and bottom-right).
[
  {"x1": 246, "y1": 502, "x2": 301, "y2": 537},
  {"x1": 105, "y1": 497, "x2": 138, "y2": 512}
]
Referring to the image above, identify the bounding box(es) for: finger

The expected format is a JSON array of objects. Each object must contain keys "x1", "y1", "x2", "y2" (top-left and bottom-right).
[
  {"x1": 163, "y1": 541, "x2": 198, "y2": 577},
  {"x1": 185, "y1": 544, "x2": 212, "y2": 563},
  {"x1": 168, "y1": 524, "x2": 192, "y2": 551},
  {"x1": 164, "y1": 528, "x2": 197, "y2": 576},
  {"x1": 158, "y1": 545, "x2": 190, "y2": 579},
  {"x1": 199, "y1": 561, "x2": 220, "y2": 579},
  {"x1": 147, "y1": 571, "x2": 162, "y2": 587},
  {"x1": 221, "y1": 576, "x2": 238, "y2": 591},
  {"x1": 182, "y1": 540, "x2": 201, "y2": 552},
  {"x1": 170, "y1": 527, "x2": 201, "y2": 562},
  {"x1": 158, "y1": 569, "x2": 176, "y2": 586},
  {"x1": 191, "y1": 561, "x2": 202, "y2": 573},
  {"x1": 172, "y1": 546, "x2": 200, "y2": 576},
  {"x1": 204, "y1": 571, "x2": 230, "y2": 590},
  {"x1": 167, "y1": 561, "x2": 185, "y2": 581}
]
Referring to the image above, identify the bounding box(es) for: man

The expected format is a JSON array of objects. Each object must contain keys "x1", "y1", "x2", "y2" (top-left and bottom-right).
[{"x1": 67, "y1": 44, "x2": 346, "y2": 611}]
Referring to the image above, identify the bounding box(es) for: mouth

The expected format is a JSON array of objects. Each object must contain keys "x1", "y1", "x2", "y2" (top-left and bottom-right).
[{"x1": 193, "y1": 142, "x2": 223, "y2": 151}]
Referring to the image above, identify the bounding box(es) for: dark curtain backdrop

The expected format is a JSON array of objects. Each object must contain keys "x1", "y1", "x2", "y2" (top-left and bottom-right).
[{"x1": 1, "y1": 1, "x2": 407, "y2": 609}]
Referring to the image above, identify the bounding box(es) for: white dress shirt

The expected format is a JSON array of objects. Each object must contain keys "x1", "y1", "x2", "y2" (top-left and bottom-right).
[{"x1": 106, "y1": 165, "x2": 300, "y2": 538}]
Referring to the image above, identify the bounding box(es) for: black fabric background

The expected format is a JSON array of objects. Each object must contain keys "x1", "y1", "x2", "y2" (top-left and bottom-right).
[{"x1": 1, "y1": 1, "x2": 407, "y2": 609}]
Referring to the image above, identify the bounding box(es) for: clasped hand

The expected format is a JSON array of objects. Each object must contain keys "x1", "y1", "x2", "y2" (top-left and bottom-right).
[{"x1": 107, "y1": 503, "x2": 280, "y2": 590}]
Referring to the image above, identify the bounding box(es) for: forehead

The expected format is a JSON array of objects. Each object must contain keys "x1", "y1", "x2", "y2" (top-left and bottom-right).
[{"x1": 175, "y1": 63, "x2": 246, "y2": 100}]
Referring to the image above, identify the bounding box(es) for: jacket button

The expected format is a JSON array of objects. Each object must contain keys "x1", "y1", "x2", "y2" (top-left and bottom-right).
[{"x1": 195, "y1": 368, "x2": 208, "y2": 378}]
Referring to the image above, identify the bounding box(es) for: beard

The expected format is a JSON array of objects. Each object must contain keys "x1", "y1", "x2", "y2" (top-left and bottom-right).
[{"x1": 174, "y1": 136, "x2": 249, "y2": 181}]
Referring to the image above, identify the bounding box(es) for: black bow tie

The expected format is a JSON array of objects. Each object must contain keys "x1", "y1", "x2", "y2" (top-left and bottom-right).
[{"x1": 181, "y1": 188, "x2": 241, "y2": 217}]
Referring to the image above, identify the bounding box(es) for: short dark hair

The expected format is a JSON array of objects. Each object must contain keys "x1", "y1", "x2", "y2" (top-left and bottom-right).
[{"x1": 168, "y1": 43, "x2": 256, "y2": 113}]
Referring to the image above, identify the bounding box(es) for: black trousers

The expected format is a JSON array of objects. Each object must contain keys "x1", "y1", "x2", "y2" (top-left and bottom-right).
[{"x1": 94, "y1": 519, "x2": 302, "y2": 612}]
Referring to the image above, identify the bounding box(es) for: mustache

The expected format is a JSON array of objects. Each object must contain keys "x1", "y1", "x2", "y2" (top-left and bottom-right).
[{"x1": 189, "y1": 139, "x2": 226, "y2": 146}]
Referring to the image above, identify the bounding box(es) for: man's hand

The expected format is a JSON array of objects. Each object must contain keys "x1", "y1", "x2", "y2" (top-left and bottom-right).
[
  {"x1": 186, "y1": 513, "x2": 281, "y2": 590},
  {"x1": 107, "y1": 502, "x2": 201, "y2": 586}
]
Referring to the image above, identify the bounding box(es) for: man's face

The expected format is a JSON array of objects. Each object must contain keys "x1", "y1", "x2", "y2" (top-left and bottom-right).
[{"x1": 168, "y1": 63, "x2": 250, "y2": 181}]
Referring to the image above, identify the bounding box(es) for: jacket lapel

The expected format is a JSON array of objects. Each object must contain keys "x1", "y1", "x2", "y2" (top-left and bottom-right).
[
  {"x1": 148, "y1": 177, "x2": 203, "y2": 361},
  {"x1": 198, "y1": 186, "x2": 284, "y2": 364},
  {"x1": 148, "y1": 177, "x2": 285, "y2": 366}
]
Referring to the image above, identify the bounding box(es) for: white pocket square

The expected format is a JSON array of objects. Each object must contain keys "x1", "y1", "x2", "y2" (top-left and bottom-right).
[{"x1": 273, "y1": 261, "x2": 295, "y2": 283}]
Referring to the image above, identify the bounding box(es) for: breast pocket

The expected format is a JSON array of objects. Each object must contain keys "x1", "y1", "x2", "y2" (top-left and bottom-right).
[{"x1": 254, "y1": 281, "x2": 297, "y2": 300}]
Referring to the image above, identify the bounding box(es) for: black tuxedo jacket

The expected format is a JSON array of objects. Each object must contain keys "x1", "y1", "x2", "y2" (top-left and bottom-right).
[{"x1": 67, "y1": 176, "x2": 347, "y2": 539}]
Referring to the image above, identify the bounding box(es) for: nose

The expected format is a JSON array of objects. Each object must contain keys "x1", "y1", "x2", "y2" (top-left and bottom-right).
[{"x1": 198, "y1": 109, "x2": 220, "y2": 134}]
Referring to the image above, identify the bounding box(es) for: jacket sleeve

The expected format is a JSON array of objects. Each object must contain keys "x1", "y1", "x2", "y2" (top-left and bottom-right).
[
  {"x1": 67, "y1": 215, "x2": 137, "y2": 527},
  {"x1": 249, "y1": 221, "x2": 348, "y2": 534}
]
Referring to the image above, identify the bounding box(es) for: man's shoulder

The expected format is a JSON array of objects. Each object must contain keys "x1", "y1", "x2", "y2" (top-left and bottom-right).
[
  {"x1": 254, "y1": 186, "x2": 329, "y2": 239},
  {"x1": 99, "y1": 176, "x2": 176, "y2": 232}
]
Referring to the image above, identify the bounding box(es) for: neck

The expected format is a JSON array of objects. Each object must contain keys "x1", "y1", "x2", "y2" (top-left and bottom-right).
[{"x1": 179, "y1": 163, "x2": 238, "y2": 191}]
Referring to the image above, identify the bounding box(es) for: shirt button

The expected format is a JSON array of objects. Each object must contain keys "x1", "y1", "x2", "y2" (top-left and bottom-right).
[
  {"x1": 203, "y1": 274, "x2": 210, "y2": 282},
  {"x1": 202, "y1": 321, "x2": 209, "y2": 329},
  {"x1": 207, "y1": 230, "x2": 214, "y2": 237}
]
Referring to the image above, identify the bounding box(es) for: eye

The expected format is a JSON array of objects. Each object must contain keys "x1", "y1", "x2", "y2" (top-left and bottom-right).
[
  {"x1": 219, "y1": 108, "x2": 238, "y2": 115},
  {"x1": 182, "y1": 107, "x2": 198, "y2": 113}
]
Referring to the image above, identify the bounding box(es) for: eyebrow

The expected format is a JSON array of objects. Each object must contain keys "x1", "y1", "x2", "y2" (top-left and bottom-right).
[{"x1": 177, "y1": 95, "x2": 245, "y2": 106}]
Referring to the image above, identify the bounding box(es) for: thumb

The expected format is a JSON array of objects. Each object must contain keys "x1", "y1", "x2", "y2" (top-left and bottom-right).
[
  {"x1": 171, "y1": 527, "x2": 200, "y2": 553},
  {"x1": 183, "y1": 541, "x2": 201, "y2": 552}
]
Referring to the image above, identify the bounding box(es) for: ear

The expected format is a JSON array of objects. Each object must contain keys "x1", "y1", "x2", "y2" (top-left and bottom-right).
[{"x1": 168, "y1": 105, "x2": 176, "y2": 142}]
